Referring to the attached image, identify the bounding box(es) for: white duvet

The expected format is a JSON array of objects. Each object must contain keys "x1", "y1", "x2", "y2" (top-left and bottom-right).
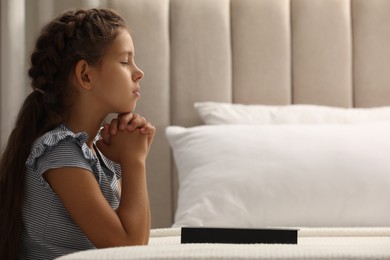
[{"x1": 58, "y1": 227, "x2": 390, "y2": 259}]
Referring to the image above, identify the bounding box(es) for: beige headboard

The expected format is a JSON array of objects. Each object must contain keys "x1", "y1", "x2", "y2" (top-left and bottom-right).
[{"x1": 25, "y1": 0, "x2": 390, "y2": 228}]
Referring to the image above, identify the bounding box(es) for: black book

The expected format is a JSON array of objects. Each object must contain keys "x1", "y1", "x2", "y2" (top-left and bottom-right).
[{"x1": 181, "y1": 227, "x2": 298, "y2": 244}]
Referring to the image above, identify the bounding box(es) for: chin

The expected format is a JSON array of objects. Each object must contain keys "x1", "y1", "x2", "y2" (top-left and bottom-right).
[
  {"x1": 130, "y1": 103, "x2": 137, "y2": 112},
  {"x1": 117, "y1": 102, "x2": 136, "y2": 114},
  {"x1": 119, "y1": 107, "x2": 136, "y2": 114}
]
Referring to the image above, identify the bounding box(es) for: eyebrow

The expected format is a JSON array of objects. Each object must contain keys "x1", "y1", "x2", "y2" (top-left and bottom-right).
[{"x1": 119, "y1": 51, "x2": 134, "y2": 57}]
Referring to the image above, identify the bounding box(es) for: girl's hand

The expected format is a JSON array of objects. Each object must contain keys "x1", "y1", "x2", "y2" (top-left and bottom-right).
[
  {"x1": 97, "y1": 113, "x2": 156, "y2": 163},
  {"x1": 119, "y1": 113, "x2": 155, "y2": 149},
  {"x1": 101, "y1": 113, "x2": 152, "y2": 143}
]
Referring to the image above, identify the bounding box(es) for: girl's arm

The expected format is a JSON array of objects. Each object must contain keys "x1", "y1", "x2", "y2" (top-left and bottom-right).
[
  {"x1": 44, "y1": 119, "x2": 155, "y2": 247},
  {"x1": 100, "y1": 113, "x2": 153, "y2": 244}
]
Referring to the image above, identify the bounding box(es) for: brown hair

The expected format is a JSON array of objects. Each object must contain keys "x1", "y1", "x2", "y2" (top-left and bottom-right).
[{"x1": 0, "y1": 8, "x2": 126, "y2": 259}]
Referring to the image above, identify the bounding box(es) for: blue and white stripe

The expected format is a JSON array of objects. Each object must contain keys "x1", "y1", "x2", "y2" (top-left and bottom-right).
[{"x1": 22, "y1": 124, "x2": 121, "y2": 259}]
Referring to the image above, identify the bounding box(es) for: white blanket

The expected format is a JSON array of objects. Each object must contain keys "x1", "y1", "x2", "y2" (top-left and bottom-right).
[{"x1": 57, "y1": 227, "x2": 390, "y2": 259}]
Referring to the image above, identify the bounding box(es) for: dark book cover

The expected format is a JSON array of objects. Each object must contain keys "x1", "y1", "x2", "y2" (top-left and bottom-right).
[{"x1": 181, "y1": 227, "x2": 298, "y2": 244}]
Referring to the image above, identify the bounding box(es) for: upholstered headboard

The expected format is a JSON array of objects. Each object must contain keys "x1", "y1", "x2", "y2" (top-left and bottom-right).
[{"x1": 26, "y1": 0, "x2": 390, "y2": 228}]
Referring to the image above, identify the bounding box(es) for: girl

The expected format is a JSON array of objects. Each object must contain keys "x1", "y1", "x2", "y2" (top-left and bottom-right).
[{"x1": 0, "y1": 8, "x2": 155, "y2": 259}]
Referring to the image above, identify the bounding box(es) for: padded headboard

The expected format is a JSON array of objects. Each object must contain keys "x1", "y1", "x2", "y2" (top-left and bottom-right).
[{"x1": 27, "y1": 0, "x2": 390, "y2": 228}]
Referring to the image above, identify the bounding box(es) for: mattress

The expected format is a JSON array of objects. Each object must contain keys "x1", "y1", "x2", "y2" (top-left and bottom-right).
[{"x1": 57, "y1": 227, "x2": 390, "y2": 259}]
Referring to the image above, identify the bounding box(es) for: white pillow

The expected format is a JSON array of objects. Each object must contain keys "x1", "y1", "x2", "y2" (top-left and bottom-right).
[
  {"x1": 195, "y1": 102, "x2": 390, "y2": 124},
  {"x1": 166, "y1": 123, "x2": 390, "y2": 228}
]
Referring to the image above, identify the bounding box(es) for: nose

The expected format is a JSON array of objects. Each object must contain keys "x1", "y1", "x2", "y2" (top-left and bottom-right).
[{"x1": 133, "y1": 66, "x2": 144, "y2": 82}]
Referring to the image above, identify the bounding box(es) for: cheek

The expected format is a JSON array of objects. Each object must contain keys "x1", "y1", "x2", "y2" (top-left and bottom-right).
[
  {"x1": 100, "y1": 71, "x2": 121, "y2": 89},
  {"x1": 121, "y1": 68, "x2": 132, "y2": 81}
]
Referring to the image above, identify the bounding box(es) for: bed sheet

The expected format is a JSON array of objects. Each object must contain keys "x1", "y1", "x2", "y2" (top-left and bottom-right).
[{"x1": 57, "y1": 227, "x2": 390, "y2": 259}]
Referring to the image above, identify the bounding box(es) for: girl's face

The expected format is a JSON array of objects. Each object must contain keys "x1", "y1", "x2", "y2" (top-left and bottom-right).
[{"x1": 91, "y1": 28, "x2": 144, "y2": 114}]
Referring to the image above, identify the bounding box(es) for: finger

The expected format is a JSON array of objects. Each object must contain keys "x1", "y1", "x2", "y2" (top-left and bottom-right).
[
  {"x1": 140, "y1": 123, "x2": 156, "y2": 148},
  {"x1": 109, "y1": 118, "x2": 119, "y2": 135},
  {"x1": 96, "y1": 138, "x2": 109, "y2": 155},
  {"x1": 127, "y1": 115, "x2": 147, "y2": 131},
  {"x1": 147, "y1": 126, "x2": 156, "y2": 153},
  {"x1": 139, "y1": 122, "x2": 155, "y2": 134},
  {"x1": 101, "y1": 123, "x2": 111, "y2": 144},
  {"x1": 117, "y1": 112, "x2": 133, "y2": 131}
]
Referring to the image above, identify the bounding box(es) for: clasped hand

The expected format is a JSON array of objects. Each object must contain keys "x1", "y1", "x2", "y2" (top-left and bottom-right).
[{"x1": 96, "y1": 113, "x2": 156, "y2": 165}]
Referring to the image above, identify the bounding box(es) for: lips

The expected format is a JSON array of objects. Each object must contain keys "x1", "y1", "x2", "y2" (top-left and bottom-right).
[{"x1": 133, "y1": 87, "x2": 140, "y2": 97}]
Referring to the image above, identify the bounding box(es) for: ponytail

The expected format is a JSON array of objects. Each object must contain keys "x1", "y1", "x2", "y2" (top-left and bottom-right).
[{"x1": 0, "y1": 91, "x2": 61, "y2": 259}]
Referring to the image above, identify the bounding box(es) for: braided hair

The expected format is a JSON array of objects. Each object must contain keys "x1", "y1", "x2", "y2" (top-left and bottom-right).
[{"x1": 0, "y1": 9, "x2": 127, "y2": 259}]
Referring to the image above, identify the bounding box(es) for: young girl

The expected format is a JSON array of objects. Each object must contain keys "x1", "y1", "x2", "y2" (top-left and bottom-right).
[{"x1": 0, "y1": 8, "x2": 155, "y2": 259}]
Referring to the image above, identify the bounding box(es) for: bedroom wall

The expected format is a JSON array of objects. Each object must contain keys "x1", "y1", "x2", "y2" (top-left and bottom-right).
[{"x1": 0, "y1": 0, "x2": 26, "y2": 149}]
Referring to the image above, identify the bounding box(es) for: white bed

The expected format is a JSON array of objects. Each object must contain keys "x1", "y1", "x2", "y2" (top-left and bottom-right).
[
  {"x1": 59, "y1": 228, "x2": 390, "y2": 259},
  {"x1": 24, "y1": 0, "x2": 390, "y2": 259}
]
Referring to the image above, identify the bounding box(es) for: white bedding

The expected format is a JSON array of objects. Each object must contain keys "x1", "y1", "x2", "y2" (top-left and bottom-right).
[
  {"x1": 166, "y1": 123, "x2": 390, "y2": 228},
  {"x1": 57, "y1": 227, "x2": 390, "y2": 259}
]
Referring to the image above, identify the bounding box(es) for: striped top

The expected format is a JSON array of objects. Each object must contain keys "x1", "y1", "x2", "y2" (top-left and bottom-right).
[{"x1": 22, "y1": 124, "x2": 121, "y2": 260}]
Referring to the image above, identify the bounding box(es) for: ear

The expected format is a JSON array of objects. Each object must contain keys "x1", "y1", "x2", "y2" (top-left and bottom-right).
[{"x1": 74, "y1": 60, "x2": 93, "y2": 90}]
